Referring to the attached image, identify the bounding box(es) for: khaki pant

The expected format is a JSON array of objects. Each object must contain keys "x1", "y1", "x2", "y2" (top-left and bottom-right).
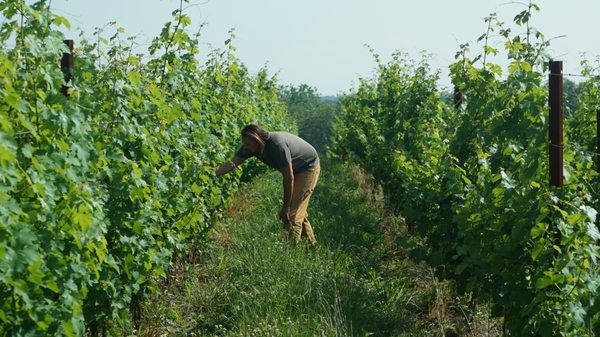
[{"x1": 286, "y1": 164, "x2": 320, "y2": 245}]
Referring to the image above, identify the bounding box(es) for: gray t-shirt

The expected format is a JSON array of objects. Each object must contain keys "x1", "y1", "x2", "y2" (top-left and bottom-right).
[{"x1": 235, "y1": 131, "x2": 319, "y2": 173}]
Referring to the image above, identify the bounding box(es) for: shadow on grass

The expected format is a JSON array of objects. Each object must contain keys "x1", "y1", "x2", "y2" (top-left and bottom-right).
[
  {"x1": 311, "y1": 160, "x2": 382, "y2": 262},
  {"x1": 305, "y1": 158, "x2": 418, "y2": 336}
]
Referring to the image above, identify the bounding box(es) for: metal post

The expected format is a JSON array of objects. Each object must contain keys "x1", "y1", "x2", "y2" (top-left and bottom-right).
[
  {"x1": 549, "y1": 60, "x2": 564, "y2": 187},
  {"x1": 61, "y1": 39, "x2": 74, "y2": 96}
]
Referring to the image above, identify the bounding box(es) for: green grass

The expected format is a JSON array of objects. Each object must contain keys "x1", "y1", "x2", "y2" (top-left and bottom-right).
[{"x1": 131, "y1": 159, "x2": 499, "y2": 337}]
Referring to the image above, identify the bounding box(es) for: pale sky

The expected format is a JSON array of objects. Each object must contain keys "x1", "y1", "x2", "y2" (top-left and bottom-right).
[{"x1": 49, "y1": 1, "x2": 600, "y2": 95}]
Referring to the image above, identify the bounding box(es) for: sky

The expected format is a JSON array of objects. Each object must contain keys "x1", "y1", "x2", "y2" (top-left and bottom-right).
[{"x1": 49, "y1": 0, "x2": 600, "y2": 96}]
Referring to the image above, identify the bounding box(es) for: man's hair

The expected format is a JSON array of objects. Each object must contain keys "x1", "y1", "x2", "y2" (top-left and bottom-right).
[{"x1": 241, "y1": 124, "x2": 269, "y2": 156}]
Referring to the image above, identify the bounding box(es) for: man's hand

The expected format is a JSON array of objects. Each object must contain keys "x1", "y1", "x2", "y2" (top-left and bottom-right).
[
  {"x1": 280, "y1": 163, "x2": 294, "y2": 229},
  {"x1": 215, "y1": 156, "x2": 245, "y2": 177},
  {"x1": 279, "y1": 206, "x2": 290, "y2": 229}
]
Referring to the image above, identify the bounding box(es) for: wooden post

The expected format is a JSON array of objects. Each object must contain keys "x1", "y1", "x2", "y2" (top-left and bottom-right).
[
  {"x1": 61, "y1": 39, "x2": 74, "y2": 96},
  {"x1": 549, "y1": 60, "x2": 564, "y2": 187},
  {"x1": 597, "y1": 109, "x2": 600, "y2": 172},
  {"x1": 453, "y1": 86, "x2": 463, "y2": 110}
]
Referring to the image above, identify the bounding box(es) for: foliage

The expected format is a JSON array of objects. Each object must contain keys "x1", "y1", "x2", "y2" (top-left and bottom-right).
[
  {"x1": 332, "y1": 2, "x2": 600, "y2": 335},
  {"x1": 0, "y1": 0, "x2": 289, "y2": 335}
]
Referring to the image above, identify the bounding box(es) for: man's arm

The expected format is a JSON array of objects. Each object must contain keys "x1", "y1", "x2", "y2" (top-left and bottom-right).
[
  {"x1": 215, "y1": 156, "x2": 246, "y2": 177},
  {"x1": 279, "y1": 163, "x2": 294, "y2": 225}
]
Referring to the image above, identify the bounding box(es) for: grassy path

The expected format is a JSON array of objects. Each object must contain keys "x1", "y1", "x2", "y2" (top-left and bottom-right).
[{"x1": 134, "y1": 160, "x2": 482, "y2": 337}]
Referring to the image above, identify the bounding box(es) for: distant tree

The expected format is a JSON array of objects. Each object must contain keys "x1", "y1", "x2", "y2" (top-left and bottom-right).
[
  {"x1": 564, "y1": 78, "x2": 583, "y2": 116},
  {"x1": 279, "y1": 84, "x2": 337, "y2": 155}
]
